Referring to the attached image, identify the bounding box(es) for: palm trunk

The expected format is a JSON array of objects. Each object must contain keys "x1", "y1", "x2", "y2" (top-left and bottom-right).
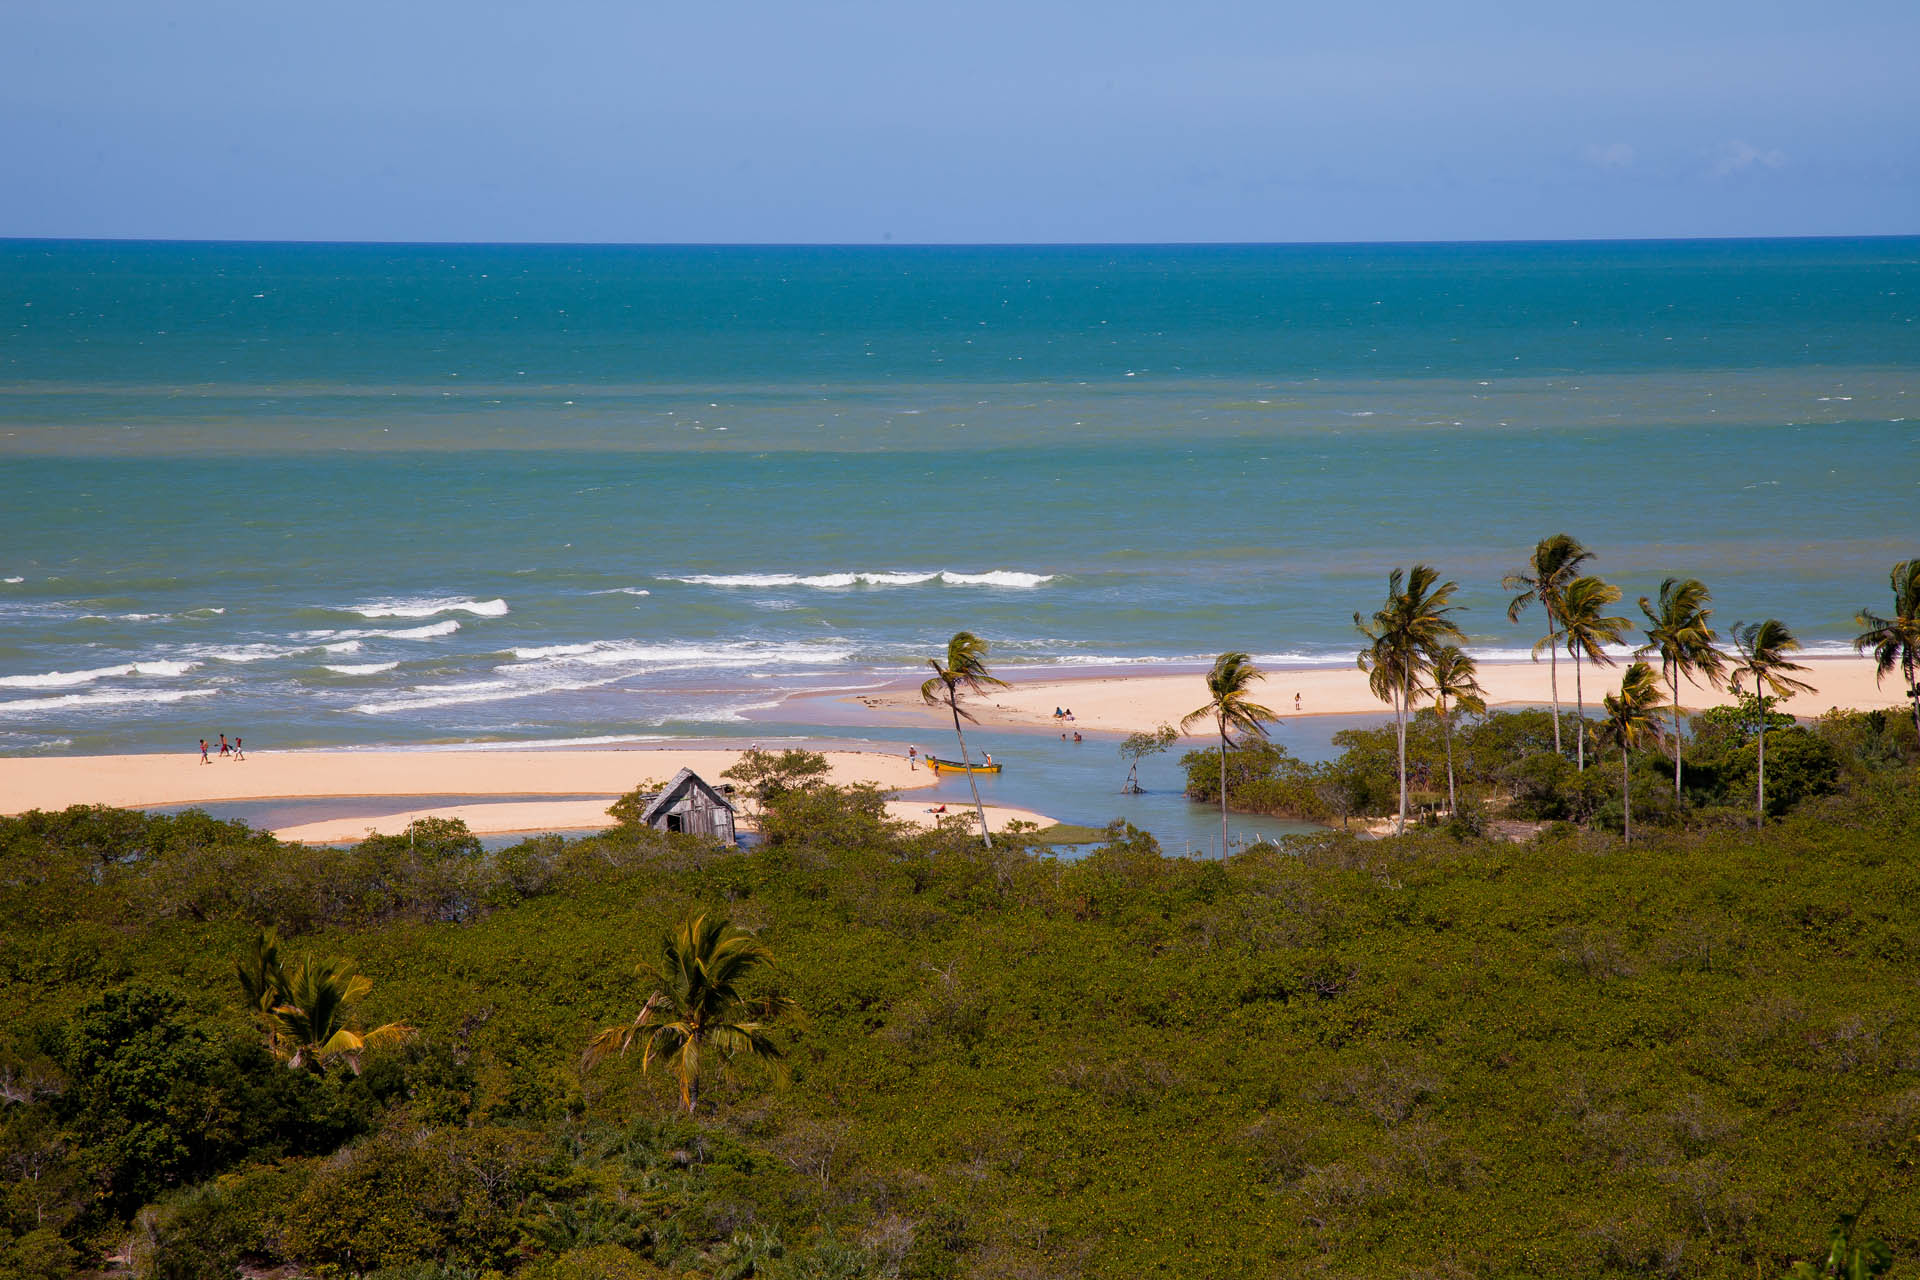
[
  {"x1": 1442, "y1": 706, "x2": 1456, "y2": 815},
  {"x1": 1621, "y1": 749, "x2": 1632, "y2": 842},
  {"x1": 1395, "y1": 680, "x2": 1408, "y2": 835},
  {"x1": 1548, "y1": 616, "x2": 1563, "y2": 755},
  {"x1": 949, "y1": 689, "x2": 992, "y2": 848},
  {"x1": 1908, "y1": 656, "x2": 1920, "y2": 744},
  {"x1": 1756, "y1": 712, "x2": 1766, "y2": 828},
  {"x1": 1670, "y1": 666, "x2": 1684, "y2": 798},
  {"x1": 1573, "y1": 650, "x2": 1586, "y2": 772},
  {"x1": 1218, "y1": 718, "x2": 1230, "y2": 859}
]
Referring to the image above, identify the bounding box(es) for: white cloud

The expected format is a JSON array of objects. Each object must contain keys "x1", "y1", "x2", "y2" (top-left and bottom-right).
[
  {"x1": 1585, "y1": 142, "x2": 1635, "y2": 170},
  {"x1": 1711, "y1": 139, "x2": 1786, "y2": 178}
]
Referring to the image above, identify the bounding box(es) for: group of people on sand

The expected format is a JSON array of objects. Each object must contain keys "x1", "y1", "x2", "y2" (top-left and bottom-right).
[
  {"x1": 1052, "y1": 706, "x2": 1075, "y2": 721},
  {"x1": 198, "y1": 734, "x2": 246, "y2": 763}
]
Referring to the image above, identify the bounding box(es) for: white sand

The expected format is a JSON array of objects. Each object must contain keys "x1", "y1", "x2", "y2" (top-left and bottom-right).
[{"x1": 844, "y1": 654, "x2": 1906, "y2": 737}]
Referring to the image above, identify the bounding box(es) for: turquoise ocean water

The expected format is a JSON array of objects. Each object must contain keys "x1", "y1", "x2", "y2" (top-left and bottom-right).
[{"x1": 3, "y1": 238, "x2": 1917, "y2": 765}]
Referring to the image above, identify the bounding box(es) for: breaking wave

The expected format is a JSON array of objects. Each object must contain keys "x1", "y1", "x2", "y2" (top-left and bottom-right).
[
  {"x1": 667, "y1": 570, "x2": 1053, "y2": 590},
  {"x1": 0, "y1": 660, "x2": 199, "y2": 688},
  {"x1": 346, "y1": 596, "x2": 509, "y2": 619},
  {"x1": 0, "y1": 687, "x2": 218, "y2": 716}
]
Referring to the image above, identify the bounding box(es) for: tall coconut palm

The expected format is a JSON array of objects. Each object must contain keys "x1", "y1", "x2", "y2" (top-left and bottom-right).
[
  {"x1": 920, "y1": 630, "x2": 1009, "y2": 847},
  {"x1": 1503, "y1": 534, "x2": 1594, "y2": 756},
  {"x1": 1181, "y1": 651, "x2": 1276, "y2": 858},
  {"x1": 1855, "y1": 558, "x2": 1920, "y2": 743},
  {"x1": 1356, "y1": 564, "x2": 1466, "y2": 834},
  {"x1": 1728, "y1": 619, "x2": 1815, "y2": 826},
  {"x1": 239, "y1": 944, "x2": 412, "y2": 1075},
  {"x1": 1558, "y1": 576, "x2": 1631, "y2": 772},
  {"x1": 1636, "y1": 577, "x2": 1725, "y2": 800},
  {"x1": 1430, "y1": 645, "x2": 1486, "y2": 816},
  {"x1": 1594, "y1": 662, "x2": 1668, "y2": 843},
  {"x1": 586, "y1": 911, "x2": 798, "y2": 1112}
]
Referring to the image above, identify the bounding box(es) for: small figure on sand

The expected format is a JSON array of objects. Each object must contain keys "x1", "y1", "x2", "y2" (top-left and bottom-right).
[
  {"x1": 218, "y1": 733, "x2": 231, "y2": 757},
  {"x1": 908, "y1": 744, "x2": 918, "y2": 770},
  {"x1": 1295, "y1": 692, "x2": 1302, "y2": 711},
  {"x1": 1053, "y1": 706, "x2": 1064, "y2": 719},
  {"x1": 927, "y1": 803, "x2": 947, "y2": 814},
  {"x1": 232, "y1": 736, "x2": 245, "y2": 761},
  {"x1": 1063, "y1": 708, "x2": 1074, "y2": 721},
  {"x1": 198, "y1": 738, "x2": 210, "y2": 764}
]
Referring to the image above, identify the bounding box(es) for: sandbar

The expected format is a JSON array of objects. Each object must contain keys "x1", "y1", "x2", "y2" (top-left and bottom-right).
[
  {"x1": 269, "y1": 796, "x2": 1053, "y2": 843},
  {"x1": 836, "y1": 654, "x2": 1908, "y2": 738},
  {"x1": 0, "y1": 747, "x2": 925, "y2": 818}
]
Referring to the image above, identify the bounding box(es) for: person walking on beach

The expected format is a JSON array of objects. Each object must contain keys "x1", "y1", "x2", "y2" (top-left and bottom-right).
[
  {"x1": 198, "y1": 738, "x2": 210, "y2": 764},
  {"x1": 908, "y1": 744, "x2": 918, "y2": 770},
  {"x1": 218, "y1": 733, "x2": 231, "y2": 757},
  {"x1": 232, "y1": 736, "x2": 245, "y2": 760}
]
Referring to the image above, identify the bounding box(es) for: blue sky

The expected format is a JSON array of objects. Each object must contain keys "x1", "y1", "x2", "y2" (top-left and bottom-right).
[{"x1": 3, "y1": 0, "x2": 1915, "y2": 242}]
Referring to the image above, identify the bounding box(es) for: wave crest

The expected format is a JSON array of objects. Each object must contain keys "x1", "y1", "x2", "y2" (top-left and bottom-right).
[
  {"x1": 348, "y1": 596, "x2": 509, "y2": 619},
  {"x1": 668, "y1": 569, "x2": 1053, "y2": 590}
]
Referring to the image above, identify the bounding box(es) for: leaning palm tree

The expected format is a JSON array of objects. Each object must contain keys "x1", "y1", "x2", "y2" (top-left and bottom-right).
[
  {"x1": 1728, "y1": 619, "x2": 1816, "y2": 826},
  {"x1": 1636, "y1": 577, "x2": 1725, "y2": 800},
  {"x1": 1356, "y1": 565, "x2": 1466, "y2": 833},
  {"x1": 1181, "y1": 652, "x2": 1276, "y2": 858},
  {"x1": 1558, "y1": 575, "x2": 1631, "y2": 772},
  {"x1": 921, "y1": 630, "x2": 1009, "y2": 847},
  {"x1": 585, "y1": 911, "x2": 798, "y2": 1112},
  {"x1": 1429, "y1": 645, "x2": 1486, "y2": 816},
  {"x1": 1594, "y1": 661, "x2": 1668, "y2": 842},
  {"x1": 1855, "y1": 558, "x2": 1920, "y2": 743},
  {"x1": 254, "y1": 952, "x2": 412, "y2": 1075},
  {"x1": 1503, "y1": 534, "x2": 1594, "y2": 756}
]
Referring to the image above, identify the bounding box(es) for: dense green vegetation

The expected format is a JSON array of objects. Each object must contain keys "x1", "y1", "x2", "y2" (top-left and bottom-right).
[
  {"x1": 6, "y1": 726, "x2": 1920, "y2": 1278},
  {"x1": 1184, "y1": 704, "x2": 1913, "y2": 834}
]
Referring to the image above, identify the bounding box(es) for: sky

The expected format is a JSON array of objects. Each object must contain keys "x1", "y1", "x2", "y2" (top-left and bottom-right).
[{"x1": 2, "y1": 0, "x2": 1916, "y2": 244}]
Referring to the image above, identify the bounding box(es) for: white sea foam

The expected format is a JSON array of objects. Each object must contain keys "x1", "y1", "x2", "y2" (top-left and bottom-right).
[
  {"x1": 509, "y1": 643, "x2": 600, "y2": 660},
  {"x1": 324, "y1": 662, "x2": 400, "y2": 675},
  {"x1": 0, "y1": 664, "x2": 141, "y2": 689},
  {"x1": 388, "y1": 620, "x2": 462, "y2": 639},
  {"x1": 0, "y1": 687, "x2": 217, "y2": 716},
  {"x1": 322, "y1": 640, "x2": 363, "y2": 654},
  {"x1": 2, "y1": 658, "x2": 209, "y2": 688},
  {"x1": 668, "y1": 569, "x2": 1052, "y2": 590},
  {"x1": 502, "y1": 639, "x2": 857, "y2": 670},
  {"x1": 1, "y1": 577, "x2": 22, "y2": 584},
  {"x1": 198, "y1": 644, "x2": 294, "y2": 663},
  {"x1": 348, "y1": 596, "x2": 509, "y2": 619},
  {"x1": 587, "y1": 587, "x2": 652, "y2": 597},
  {"x1": 350, "y1": 673, "x2": 622, "y2": 715}
]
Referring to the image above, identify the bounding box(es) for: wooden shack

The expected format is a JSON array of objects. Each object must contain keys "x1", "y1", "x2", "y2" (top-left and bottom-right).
[{"x1": 641, "y1": 768, "x2": 738, "y2": 843}]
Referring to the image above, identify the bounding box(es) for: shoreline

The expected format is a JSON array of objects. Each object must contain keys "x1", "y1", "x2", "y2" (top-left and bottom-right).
[{"x1": 798, "y1": 653, "x2": 1909, "y2": 738}]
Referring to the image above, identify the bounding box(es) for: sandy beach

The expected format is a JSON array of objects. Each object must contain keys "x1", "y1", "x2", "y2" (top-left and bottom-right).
[
  {"x1": 840, "y1": 654, "x2": 1909, "y2": 738},
  {"x1": 266, "y1": 795, "x2": 1052, "y2": 843},
  {"x1": 0, "y1": 747, "x2": 925, "y2": 820}
]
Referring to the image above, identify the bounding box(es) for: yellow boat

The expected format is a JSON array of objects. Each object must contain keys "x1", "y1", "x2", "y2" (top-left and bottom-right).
[{"x1": 926, "y1": 756, "x2": 1002, "y2": 775}]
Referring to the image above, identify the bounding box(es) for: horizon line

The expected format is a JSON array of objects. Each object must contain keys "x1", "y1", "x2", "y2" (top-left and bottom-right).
[{"x1": 4, "y1": 232, "x2": 1918, "y2": 251}]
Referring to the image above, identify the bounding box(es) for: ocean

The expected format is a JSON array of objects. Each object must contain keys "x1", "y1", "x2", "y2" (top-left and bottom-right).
[{"x1": 3, "y1": 238, "x2": 1917, "y2": 759}]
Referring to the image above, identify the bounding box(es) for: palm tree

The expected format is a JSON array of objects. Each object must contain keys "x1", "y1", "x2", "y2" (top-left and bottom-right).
[
  {"x1": 920, "y1": 630, "x2": 1009, "y2": 847},
  {"x1": 1558, "y1": 576, "x2": 1631, "y2": 772},
  {"x1": 1594, "y1": 662, "x2": 1668, "y2": 842},
  {"x1": 1856, "y1": 558, "x2": 1920, "y2": 743},
  {"x1": 1728, "y1": 619, "x2": 1815, "y2": 826},
  {"x1": 1636, "y1": 577, "x2": 1725, "y2": 800},
  {"x1": 236, "y1": 939, "x2": 412, "y2": 1075},
  {"x1": 1356, "y1": 564, "x2": 1466, "y2": 833},
  {"x1": 1503, "y1": 534, "x2": 1593, "y2": 756},
  {"x1": 1429, "y1": 645, "x2": 1486, "y2": 816},
  {"x1": 1180, "y1": 652, "x2": 1276, "y2": 857},
  {"x1": 586, "y1": 911, "x2": 798, "y2": 1112}
]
